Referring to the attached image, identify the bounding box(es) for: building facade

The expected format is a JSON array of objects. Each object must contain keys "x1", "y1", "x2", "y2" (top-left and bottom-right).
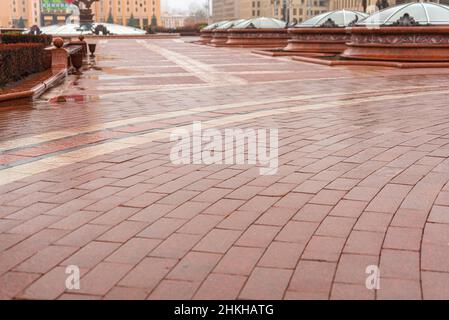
[
  {"x1": 211, "y1": 0, "x2": 240, "y2": 22},
  {"x1": 211, "y1": 0, "x2": 329, "y2": 24},
  {"x1": 0, "y1": 0, "x2": 41, "y2": 28},
  {"x1": 41, "y1": 0, "x2": 71, "y2": 27},
  {"x1": 211, "y1": 0, "x2": 449, "y2": 24},
  {"x1": 328, "y1": 0, "x2": 449, "y2": 13},
  {"x1": 92, "y1": 0, "x2": 161, "y2": 28},
  {"x1": 0, "y1": 1, "x2": 11, "y2": 28},
  {"x1": 161, "y1": 13, "x2": 187, "y2": 29},
  {"x1": 329, "y1": 0, "x2": 395, "y2": 13},
  {"x1": 0, "y1": 0, "x2": 161, "y2": 28}
]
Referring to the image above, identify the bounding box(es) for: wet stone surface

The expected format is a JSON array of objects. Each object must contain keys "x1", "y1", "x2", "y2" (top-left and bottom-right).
[{"x1": 0, "y1": 38, "x2": 449, "y2": 300}]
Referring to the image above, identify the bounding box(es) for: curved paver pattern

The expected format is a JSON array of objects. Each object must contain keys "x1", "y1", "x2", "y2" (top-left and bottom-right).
[{"x1": 0, "y1": 38, "x2": 449, "y2": 300}]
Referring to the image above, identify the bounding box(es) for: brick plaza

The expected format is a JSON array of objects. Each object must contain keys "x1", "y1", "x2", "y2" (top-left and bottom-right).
[{"x1": 1, "y1": 38, "x2": 449, "y2": 299}]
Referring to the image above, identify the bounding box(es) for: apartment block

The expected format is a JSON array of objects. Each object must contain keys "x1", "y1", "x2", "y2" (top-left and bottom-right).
[
  {"x1": 92, "y1": 0, "x2": 161, "y2": 28},
  {"x1": 0, "y1": 0, "x2": 161, "y2": 29},
  {"x1": 212, "y1": 0, "x2": 330, "y2": 24}
]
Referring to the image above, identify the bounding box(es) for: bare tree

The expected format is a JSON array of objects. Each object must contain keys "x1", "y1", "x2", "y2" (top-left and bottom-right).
[{"x1": 185, "y1": 1, "x2": 208, "y2": 26}]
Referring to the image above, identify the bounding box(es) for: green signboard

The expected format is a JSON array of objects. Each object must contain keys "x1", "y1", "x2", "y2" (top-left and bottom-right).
[{"x1": 41, "y1": 0, "x2": 70, "y2": 11}]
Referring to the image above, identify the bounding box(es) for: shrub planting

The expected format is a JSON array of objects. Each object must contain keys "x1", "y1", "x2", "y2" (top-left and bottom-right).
[
  {"x1": 147, "y1": 24, "x2": 204, "y2": 35},
  {"x1": 0, "y1": 43, "x2": 50, "y2": 87},
  {"x1": 0, "y1": 34, "x2": 53, "y2": 46}
]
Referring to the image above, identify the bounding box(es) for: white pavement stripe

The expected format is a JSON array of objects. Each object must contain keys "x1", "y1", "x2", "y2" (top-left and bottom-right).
[
  {"x1": 1, "y1": 84, "x2": 447, "y2": 154},
  {"x1": 1, "y1": 88, "x2": 448, "y2": 186},
  {"x1": 137, "y1": 40, "x2": 248, "y2": 86}
]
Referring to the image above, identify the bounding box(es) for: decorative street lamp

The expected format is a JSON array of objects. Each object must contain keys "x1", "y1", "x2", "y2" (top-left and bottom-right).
[
  {"x1": 376, "y1": 0, "x2": 390, "y2": 10},
  {"x1": 281, "y1": 0, "x2": 293, "y2": 23}
]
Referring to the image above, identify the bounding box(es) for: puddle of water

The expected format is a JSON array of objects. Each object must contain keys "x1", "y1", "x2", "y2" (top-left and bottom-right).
[
  {"x1": 48, "y1": 95, "x2": 100, "y2": 104},
  {"x1": 0, "y1": 97, "x2": 34, "y2": 109}
]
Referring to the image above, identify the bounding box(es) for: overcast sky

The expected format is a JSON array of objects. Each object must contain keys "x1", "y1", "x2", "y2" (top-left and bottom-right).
[{"x1": 164, "y1": 0, "x2": 207, "y2": 11}]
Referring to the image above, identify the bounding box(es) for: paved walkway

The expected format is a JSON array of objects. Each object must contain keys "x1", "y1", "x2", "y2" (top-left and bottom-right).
[{"x1": 1, "y1": 38, "x2": 449, "y2": 300}]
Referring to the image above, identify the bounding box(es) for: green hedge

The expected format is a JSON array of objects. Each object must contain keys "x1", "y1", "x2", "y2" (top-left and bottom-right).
[
  {"x1": 0, "y1": 34, "x2": 53, "y2": 46},
  {"x1": 0, "y1": 43, "x2": 50, "y2": 87}
]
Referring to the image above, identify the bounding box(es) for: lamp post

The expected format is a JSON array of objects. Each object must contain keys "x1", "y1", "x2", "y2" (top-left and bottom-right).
[
  {"x1": 206, "y1": 0, "x2": 211, "y2": 24},
  {"x1": 272, "y1": 0, "x2": 278, "y2": 19},
  {"x1": 281, "y1": 0, "x2": 293, "y2": 23},
  {"x1": 282, "y1": 0, "x2": 288, "y2": 22},
  {"x1": 306, "y1": 0, "x2": 312, "y2": 20}
]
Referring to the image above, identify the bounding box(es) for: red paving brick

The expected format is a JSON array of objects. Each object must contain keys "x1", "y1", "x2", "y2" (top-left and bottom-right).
[
  {"x1": 193, "y1": 229, "x2": 241, "y2": 253},
  {"x1": 236, "y1": 225, "x2": 280, "y2": 248},
  {"x1": 239, "y1": 267, "x2": 292, "y2": 300},
  {"x1": 20, "y1": 266, "x2": 70, "y2": 299},
  {"x1": 302, "y1": 236, "x2": 345, "y2": 262},
  {"x1": 193, "y1": 273, "x2": 247, "y2": 300},
  {"x1": 148, "y1": 280, "x2": 199, "y2": 300},
  {"x1": 213, "y1": 246, "x2": 264, "y2": 276},
  {"x1": 288, "y1": 260, "x2": 336, "y2": 296},
  {"x1": 344, "y1": 230, "x2": 384, "y2": 256},
  {"x1": 166, "y1": 252, "x2": 221, "y2": 283},
  {"x1": 61, "y1": 242, "x2": 120, "y2": 269},
  {"x1": 0, "y1": 271, "x2": 40, "y2": 299},
  {"x1": 77, "y1": 262, "x2": 133, "y2": 296},
  {"x1": 331, "y1": 283, "x2": 375, "y2": 300},
  {"x1": 118, "y1": 257, "x2": 177, "y2": 291},
  {"x1": 255, "y1": 242, "x2": 296, "y2": 270},
  {"x1": 1, "y1": 38, "x2": 449, "y2": 300}
]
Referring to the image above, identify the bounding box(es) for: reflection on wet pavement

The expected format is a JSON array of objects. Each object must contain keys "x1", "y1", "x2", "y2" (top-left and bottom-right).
[{"x1": 1, "y1": 38, "x2": 449, "y2": 300}]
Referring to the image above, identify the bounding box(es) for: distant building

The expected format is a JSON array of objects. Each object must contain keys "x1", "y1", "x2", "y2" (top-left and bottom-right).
[
  {"x1": 211, "y1": 0, "x2": 449, "y2": 25},
  {"x1": 92, "y1": 0, "x2": 162, "y2": 28},
  {"x1": 41, "y1": 0, "x2": 71, "y2": 26},
  {"x1": 212, "y1": 0, "x2": 240, "y2": 22},
  {"x1": 0, "y1": 0, "x2": 161, "y2": 29},
  {"x1": 329, "y1": 0, "x2": 395, "y2": 12},
  {"x1": 161, "y1": 13, "x2": 187, "y2": 29},
  {"x1": 211, "y1": 0, "x2": 329, "y2": 24},
  {"x1": 328, "y1": 0, "x2": 449, "y2": 13},
  {"x1": 0, "y1": 1, "x2": 11, "y2": 27},
  {"x1": 0, "y1": 0, "x2": 42, "y2": 28}
]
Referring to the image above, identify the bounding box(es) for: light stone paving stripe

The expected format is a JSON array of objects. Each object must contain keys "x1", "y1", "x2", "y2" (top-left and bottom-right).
[
  {"x1": 1, "y1": 84, "x2": 442, "y2": 152},
  {"x1": 137, "y1": 40, "x2": 249, "y2": 86},
  {"x1": 1, "y1": 84, "x2": 447, "y2": 153},
  {"x1": 94, "y1": 70, "x2": 299, "y2": 81},
  {"x1": 96, "y1": 73, "x2": 193, "y2": 80},
  {"x1": 1, "y1": 88, "x2": 449, "y2": 186},
  {"x1": 94, "y1": 75, "x2": 447, "y2": 95}
]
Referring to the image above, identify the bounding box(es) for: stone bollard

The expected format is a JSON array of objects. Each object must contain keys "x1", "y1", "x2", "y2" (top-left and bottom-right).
[
  {"x1": 77, "y1": 35, "x2": 88, "y2": 55},
  {"x1": 51, "y1": 37, "x2": 69, "y2": 70}
]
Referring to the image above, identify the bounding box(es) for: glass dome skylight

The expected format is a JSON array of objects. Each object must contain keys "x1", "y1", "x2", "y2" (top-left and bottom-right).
[
  {"x1": 216, "y1": 19, "x2": 246, "y2": 30},
  {"x1": 232, "y1": 17, "x2": 286, "y2": 29},
  {"x1": 358, "y1": 2, "x2": 449, "y2": 26},
  {"x1": 297, "y1": 10, "x2": 368, "y2": 27},
  {"x1": 202, "y1": 21, "x2": 229, "y2": 31},
  {"x1": 39, "y1": 23, "x2": 146, "y2": 35}
]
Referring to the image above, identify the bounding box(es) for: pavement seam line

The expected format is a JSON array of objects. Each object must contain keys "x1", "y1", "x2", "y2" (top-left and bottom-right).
[
  {"x1": 1, "y1": 84, "x2": 445, "y2": 153},
  {"x1": 1, "y1": 87, "x2": 448, "y2": 186}
]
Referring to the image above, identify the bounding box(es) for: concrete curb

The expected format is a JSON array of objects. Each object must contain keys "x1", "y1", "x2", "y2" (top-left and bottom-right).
[{"x1": 0, "y1": 68, "x2": 67, "y2": 103}]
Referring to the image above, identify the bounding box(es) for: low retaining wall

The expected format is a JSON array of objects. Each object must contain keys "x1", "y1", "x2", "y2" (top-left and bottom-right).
[
  {"x1": 342, "y1": 26, "x2": 449, "y2": 62},
  {"x1": 284, "y1": 28, "x2": 350, "y2": 54},
  {"x1": 198, "y1": 30, "x2": 214, "y2": 44},
  {"x1": 59, "y1": 33, "x2": 181, "y2": 40},
  {"x1": 225, "y1": 29, "x2": 289, "y2": 48}
]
